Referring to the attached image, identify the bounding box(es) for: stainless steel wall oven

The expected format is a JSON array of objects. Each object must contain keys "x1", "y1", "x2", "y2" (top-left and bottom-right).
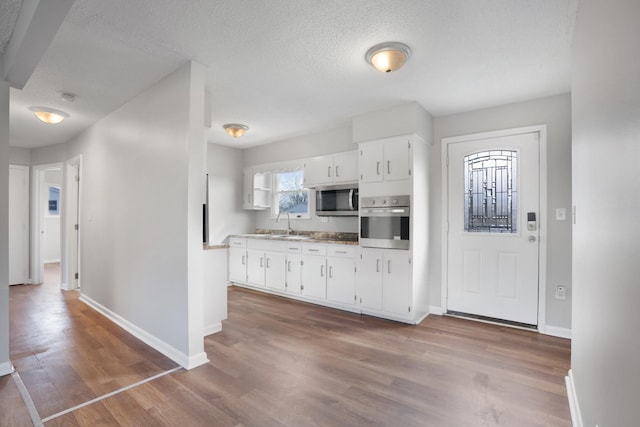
[{"x1": 359, "y1": 195, "x2": 410, "y2": 249}]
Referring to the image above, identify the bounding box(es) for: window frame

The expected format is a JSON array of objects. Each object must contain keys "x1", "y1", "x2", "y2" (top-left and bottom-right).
[{"x1": 271, "y1": 170, "x2": 311, "y2": 220}]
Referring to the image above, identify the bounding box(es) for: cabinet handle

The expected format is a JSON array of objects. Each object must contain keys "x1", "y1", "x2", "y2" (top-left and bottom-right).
[
  {"x1": 328, "y1": 166, "x2": 332, "y2": 178},
  {"x1": 376, "y1": 161, "x2": 380, "y2": 175},
  {"x1": 376, "y1": 259, "x2": 380, "y2": 273},
  {"x1": 329, "y1": 266, "x2": 333, "y2": 278},
  {"x1": 260, "y1": 257, "x2": 263, "y2": 268},
  {"x1": 308, "y1": 249, "x2": 319, "y2": 252},
  {"x1": 287, "y1": 260, "x2": 291, "y2": 272},
  {"x1": 266, "y1": 258, "x2": 270, "y2": 268},
  {"x1": 336, "y1": 165, "x2": 340, "y2": 177},
  {"x1": 241, "y1": 255, "x2": 245, "y2": 265},
  {"x1": 248, "y1": 193, "x2": 252, "y2": 204},
  {"x1": 336, "y1": 250, "x2": 347, "y2": 254},
  {"x1": 387, "y1": 160, "x2": 391, "y2": 175},
  {"x1": 388, "y1": 260, "x2": 391, "y2": 274},
  {"x1": 320, "y1": 265, "x2": 324, "y2": 277}
]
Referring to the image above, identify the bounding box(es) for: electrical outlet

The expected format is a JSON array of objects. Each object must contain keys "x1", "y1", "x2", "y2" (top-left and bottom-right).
[{"x1": 556, "y1": 286, "x2": 566, "y2": 300}]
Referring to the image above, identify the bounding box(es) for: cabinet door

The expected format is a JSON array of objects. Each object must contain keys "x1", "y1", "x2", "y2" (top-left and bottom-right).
[
  {"x1": 286, "y1": 253, "x2": 302, "y2": 294},
  {"x1": 382, "y1": 251, "x2": 412, "y2": 316},
  {"x1": 228, "y1": 247, "x2": 247, "y2": 283},
  {"x1": 242, "y1": 168, "x2": 254, "y2": 209},
  {"x1": 383, "y1": 139, "x2": 411, "y2": 181},
  {"x1": 359, "y1": 143, "x2": 384, "y2": 183},
  {"x1": 301, "y1": 255, "x2": 327, "y2": 299},
  {"x1": 333, "y1": 151, "x2": 358, "y2": 183},
  {"x1": 327, "y1": 257, "x2": 356, "y2": 305},
  {"x1": 265, "y1": 251, "x2": 286, "y2": 292},
  {"x1": 246, "y1": 249, "x2": 266, "y2": 287},
  {"x1": 304, "y1": 156, "x2": 334, "y2": 187},
  {"x1": 356, "y1": 248, "x2": 383, "y2": 310}
]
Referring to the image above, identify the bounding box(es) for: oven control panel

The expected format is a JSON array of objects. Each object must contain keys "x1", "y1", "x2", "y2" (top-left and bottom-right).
[{"x1": 360, "y1": 195, "x2": 410, "y2": 208}]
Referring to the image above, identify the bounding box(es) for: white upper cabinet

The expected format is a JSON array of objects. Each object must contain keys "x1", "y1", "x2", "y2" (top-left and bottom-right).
[
  {"x1": 359, "y1": 138, "x2": 411, "y2": 183},
  {"x1": 242, "y1": 168, "x2": 272, "y2": 210},
  {"x1": 303, "y1": 150, "x2": 358, "y2": 188},
  {"x1": 332, "y1": 150, "x2": 359, "y2": 183}
]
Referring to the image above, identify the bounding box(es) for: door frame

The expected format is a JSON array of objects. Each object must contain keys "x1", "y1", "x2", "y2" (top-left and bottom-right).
[
  {"x1": 441, "y1": 125, "x2": 548, "y2": 331},
  {"x1": 63, "y1": 155, "x2": 82, "y2": 290},
  {"x1": 31, "y1": 162, "x2": 63, "y2": 285},
  {"x1": 9, "y1": 164, "x2": 30, "y2": 285}
]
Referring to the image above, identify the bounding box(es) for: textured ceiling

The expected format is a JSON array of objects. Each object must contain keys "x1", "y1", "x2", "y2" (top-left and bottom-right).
[
  {"x1": 0, "y1": 0, "x2": 22, "y2": 54},
  {"x1": 7, "y1": 0, "x2": 578, "y2": 149}
]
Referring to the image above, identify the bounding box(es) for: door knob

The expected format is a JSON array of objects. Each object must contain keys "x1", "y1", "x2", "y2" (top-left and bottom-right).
[{"x1": 528, "y1": 236, "x2": 536, "y2": 242}]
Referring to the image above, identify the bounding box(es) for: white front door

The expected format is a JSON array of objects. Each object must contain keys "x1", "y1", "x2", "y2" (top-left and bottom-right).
[{"x1": 447, "y1": 132, "x2": 540, "y2": 325}]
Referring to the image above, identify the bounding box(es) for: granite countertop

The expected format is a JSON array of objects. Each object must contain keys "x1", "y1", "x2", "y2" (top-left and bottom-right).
[{"x1": 231, "y1": 230, "x2": 359, "y2": 245}]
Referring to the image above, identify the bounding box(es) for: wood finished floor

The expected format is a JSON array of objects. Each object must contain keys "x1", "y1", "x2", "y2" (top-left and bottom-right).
[{"x1": 3, "y1": 264, "x2": 572, "y2": 426}]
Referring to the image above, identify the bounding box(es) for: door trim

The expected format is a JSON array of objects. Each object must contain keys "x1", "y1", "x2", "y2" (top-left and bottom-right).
[{"x1": 441, "y1": 125, "x2": 548, "y2": 331}]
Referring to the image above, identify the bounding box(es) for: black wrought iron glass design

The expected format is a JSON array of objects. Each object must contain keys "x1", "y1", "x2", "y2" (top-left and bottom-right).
[{"x1": 463, "y1": 150, "x2": 517, "y2": 233}]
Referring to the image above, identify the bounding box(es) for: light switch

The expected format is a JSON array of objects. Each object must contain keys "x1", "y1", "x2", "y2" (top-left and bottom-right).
[{"x1": 556, "y1": 208, "x2": 566, "y2": 221}]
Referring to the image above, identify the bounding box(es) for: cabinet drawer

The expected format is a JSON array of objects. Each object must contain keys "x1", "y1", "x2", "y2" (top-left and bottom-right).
[
  {"x1": 327, "y1": 245, "x2": 355, "y2": 258},
  {"x1": 229, "y1": 237, "x2": 247, "y2": 248},
  {"x1": 301, "y1": 243, "x2": 326, "y2": 256},
  {"x1": 285, "y1": 243, "x2": 302, "y2": 253}
]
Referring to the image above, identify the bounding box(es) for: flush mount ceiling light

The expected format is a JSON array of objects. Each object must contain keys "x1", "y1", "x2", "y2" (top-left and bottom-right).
[
  {"x1": 28, "y1": 106, "x2": 69, "y2": 124},
  {"x1": 365, "y1": 42, "x2": 412, "y2": 73},
  {"x1": 223, "y1": 123, "x2": 249, "y2": 138}
]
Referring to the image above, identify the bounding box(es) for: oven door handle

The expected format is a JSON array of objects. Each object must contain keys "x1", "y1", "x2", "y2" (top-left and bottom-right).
[{"x1": 362, "y1": 207, "x2": 409, "y2": 216}]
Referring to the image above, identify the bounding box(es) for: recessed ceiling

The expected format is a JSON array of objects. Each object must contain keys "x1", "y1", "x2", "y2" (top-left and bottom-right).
[{"x1": 5, "y1": 0, "x2": 578, "y2": 149}]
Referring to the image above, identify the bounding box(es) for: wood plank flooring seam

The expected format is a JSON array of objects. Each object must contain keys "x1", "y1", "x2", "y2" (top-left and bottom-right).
[
  {"x1": 11, "y1": 370, "x2": 45, "y2": 427},
  {"x1": 40, "y1": 366, "x2": 182, "y2": 424}
]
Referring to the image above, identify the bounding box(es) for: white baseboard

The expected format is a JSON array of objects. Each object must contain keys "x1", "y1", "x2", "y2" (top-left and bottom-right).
[
  {"x1": 79, "y1": 294, "x2": 209, "y2": 370},
  {"x1": 204, "y1": 322, "x2": 222, "y2": 337},
  {"x1": 565, "y1": 369, "x2": 583, "y2": 427},
  {"x1": 429, "y1": 305, "x2": 444, "y2": 315},
  {"x1": 0, "y1": 361, "x2": 14, "y2": 376},
  {"x1": 541, "y1": 325, "x2": 572, "y2": 339}
]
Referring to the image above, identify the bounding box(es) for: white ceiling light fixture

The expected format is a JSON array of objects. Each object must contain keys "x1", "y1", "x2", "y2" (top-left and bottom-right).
[
  {"x1": 28, "y1": 106, "x2": 69, "y2": 124},
  {"x1": 365, "y1": 42, "x2": 412, "y2": 73},
  {"x1": 223, "y1": 123, "x2": 249, "y2": 138}
]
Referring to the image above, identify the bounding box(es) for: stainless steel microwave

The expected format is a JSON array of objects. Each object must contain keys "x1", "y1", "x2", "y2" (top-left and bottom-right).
[
  {"x1": 360, "y1": 195, "x2": 410, "y2": 249},
  {"x1": 315, "y1": 185, "x2": 358, "y2": 216}
]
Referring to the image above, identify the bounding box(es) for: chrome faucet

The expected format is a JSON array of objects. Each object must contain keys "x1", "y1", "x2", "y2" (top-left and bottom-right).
[{"x1": 276, "y1": 210, "x2": 294, "y2": 235}]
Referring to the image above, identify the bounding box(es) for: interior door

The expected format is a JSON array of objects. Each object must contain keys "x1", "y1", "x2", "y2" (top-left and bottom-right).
[
  {"x1": 9, "y1": 165, "x2": 30, "y2": 285},
  {"x1": 447, "y1": 132, "x2": 540, "y2": 325}
]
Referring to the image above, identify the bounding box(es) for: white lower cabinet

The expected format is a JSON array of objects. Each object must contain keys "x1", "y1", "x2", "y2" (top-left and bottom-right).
[
  {"x1": 301, "y1": 244, "x2": 327, "y2": 299},
  {"x1": 228, "y1": 238, "x2": 416, "y2": 323},
  {"x1": 228, "y1": 238, "x2": 247, "y2": 283},
  {"x1": 326, "y1": 246, "x2": 356, "y2": 306},
  {"x1": 246, "y1": 240, "x2": 286, "y2": 289},
  {"x1": 265, "y1": 251, "x2": 286, "y2": 292},
  {"x1": 357, "y1": 247, "x2": 412, "y2": 318},
  {"x1": 285, "y1": 244, "x2": 302, "y2": 294},
  {"x1": 246, "y1": 249, "x2": 266, "y2": 287},
  {"x1": 381, "y1": 250, "x2": 412, "y2": 316}
]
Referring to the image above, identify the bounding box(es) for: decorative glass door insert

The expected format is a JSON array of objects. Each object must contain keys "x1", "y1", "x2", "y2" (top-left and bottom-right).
[{"x1": 463, "y1": 150, "x2": 518, "y2": 233}]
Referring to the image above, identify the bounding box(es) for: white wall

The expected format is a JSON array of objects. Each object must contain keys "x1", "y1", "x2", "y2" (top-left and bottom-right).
[
  {"x1": 207, "y1": 143, "x2": 254, "y2": 243},
  {"x1": 432, "y1": 94, "x2": 573, "y2": 330},
  {"x1": 63, "y1": 61, "x2": 207, "y2": 368},
  {"x1": 352, "y1": 101, "x2": 434, "y2": 144},
  {"x1": 245, "y1": 123, "x2": 359, "y2": 234},
  {"x1": 570, "y1": 1, "x2": 640, "y2": 425},
  {"x1": 0, "y1": 80, "x2": 10, "y2": 374},
  {"x1": 9, "y1": 147, "x2": 30, "y2": 165}
]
